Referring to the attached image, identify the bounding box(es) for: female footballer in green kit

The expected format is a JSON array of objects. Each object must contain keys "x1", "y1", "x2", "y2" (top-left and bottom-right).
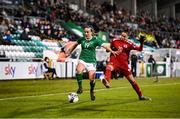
[{"x1": 66, "y1": 26, "x2": 117, "y2": 101}]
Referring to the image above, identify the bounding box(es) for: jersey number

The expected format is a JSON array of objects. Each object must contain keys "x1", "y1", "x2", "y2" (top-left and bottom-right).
[{"x1": 84, "y1": 43, "x2": 91, "y2": 48}]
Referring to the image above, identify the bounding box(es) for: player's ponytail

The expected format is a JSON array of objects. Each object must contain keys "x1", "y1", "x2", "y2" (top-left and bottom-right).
[{"x1": 90, "y1": 26, "x2": 95, "y2": 36}]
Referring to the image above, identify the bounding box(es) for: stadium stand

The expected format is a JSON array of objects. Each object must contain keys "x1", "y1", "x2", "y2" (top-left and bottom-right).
[{"x1": 1, "y1": 0, "x2": 179, "y2": 48}]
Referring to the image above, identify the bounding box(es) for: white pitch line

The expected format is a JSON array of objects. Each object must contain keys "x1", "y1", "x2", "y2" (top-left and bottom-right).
[{"x1": 0, "y1": 82, "x2": 180, "y2": 101}]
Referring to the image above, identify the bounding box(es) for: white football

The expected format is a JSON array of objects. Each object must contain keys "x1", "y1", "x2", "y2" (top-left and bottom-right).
[
  {"x1": 99, "y1": 74, "x2": 105, "y2": 81},
  {"x1": 68, "y1": 92, "x2": 79, "y2": 103}
]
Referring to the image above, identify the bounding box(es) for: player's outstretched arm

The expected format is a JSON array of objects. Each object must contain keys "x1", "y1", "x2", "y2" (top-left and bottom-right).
[
  {"x1": 139, "y1": 35, "x2": 146, "y2": 44},
  {"x1": 101, "y1": 43, "x2": 118, "y2": 56},
  {"x1": 65, "y1": 42, "x2": 78, "y2": 57},
  {"x1": 134, "y1": 35, "x2": 146, "y2": 51}
]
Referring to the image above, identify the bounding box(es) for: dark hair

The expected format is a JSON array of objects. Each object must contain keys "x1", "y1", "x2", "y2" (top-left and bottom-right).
[
  {"x1": 84, "y1": 25, "x2": 94, "y2": 35},
  {"x1": 61, "y1": 47, "x2": 65, "y2": 52},
  {"x1": 44, "y1": 57, "x2": 49, "y2": 61}
]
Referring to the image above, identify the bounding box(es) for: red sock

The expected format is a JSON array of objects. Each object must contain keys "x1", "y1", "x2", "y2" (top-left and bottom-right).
[
  {"x1": 131, "y1": 80, "x2": 142, "y2": 98},
  {"x1": 105, "y1": 68, "x2": 111, "y2": 82}
]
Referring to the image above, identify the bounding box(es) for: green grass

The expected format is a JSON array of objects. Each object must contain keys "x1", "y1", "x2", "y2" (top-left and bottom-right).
[{"x1": 0, "y1": 77, "x2": 180, "y2": 118}]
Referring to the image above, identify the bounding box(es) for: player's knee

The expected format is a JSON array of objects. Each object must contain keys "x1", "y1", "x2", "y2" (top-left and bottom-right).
[
  {"x1": 126, "y1": 75, "x2": 136, "y2": 84},
  {"x1": 76, "y1": 68, "x2": 83, "y2": 74},
  {"x1": 89, "y1": 72, "x2": 95, "y2": 79},
  {"x1": 106, "y1": 65, "x2": 113, "y2": 71}
]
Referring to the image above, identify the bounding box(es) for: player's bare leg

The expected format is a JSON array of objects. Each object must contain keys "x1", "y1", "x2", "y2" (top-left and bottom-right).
[
  {"x1": 89, "y1": 70, "x2": 96, "y2": 101},
  {"x1": 126, "y1": 74, "x2": 151, "y2": 101},
  {"x1": 76, "y1": 63, "x2": 85, "y2": 94}
]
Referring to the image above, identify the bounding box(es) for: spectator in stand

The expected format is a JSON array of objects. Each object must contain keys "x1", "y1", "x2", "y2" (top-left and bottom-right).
[
  {"x1": 20, "y1": 28, "x2": 31, "y2": 41},
  {"x1": 23, "y1": 18, "x2": 32, "y2": 29},
  {"x1": 2, "y1": 29, "x2": 13, "y2": 45},
  {"x1": 176, "y1": 40, "x2": 180, "y2": 49},
  {"x1": 0, "y1": 18, "x2": 8, "y2": 33},
  {"x1": 1, "y1": 0, "x2": 179, "y2": 49}
]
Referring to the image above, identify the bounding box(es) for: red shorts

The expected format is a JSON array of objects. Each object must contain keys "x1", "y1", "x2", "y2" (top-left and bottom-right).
[{"x1": 110, "y1": 62, "x2": 132, "y2": 77}]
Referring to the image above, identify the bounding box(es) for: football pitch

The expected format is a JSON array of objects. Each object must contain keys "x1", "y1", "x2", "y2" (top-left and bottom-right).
[{"x1": 0, "y1": 77, "x2": 180, "y2": 118}]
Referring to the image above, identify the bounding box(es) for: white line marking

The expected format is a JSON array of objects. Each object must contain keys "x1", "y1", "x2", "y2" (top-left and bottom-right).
[{"x1": 0, "y1": 82, "x2": 180, "y2": 101}]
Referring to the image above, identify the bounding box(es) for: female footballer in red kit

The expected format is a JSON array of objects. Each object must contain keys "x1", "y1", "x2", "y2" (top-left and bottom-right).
[{"x1": 102, "y1": 32, "x2": 151, "y2": 100}]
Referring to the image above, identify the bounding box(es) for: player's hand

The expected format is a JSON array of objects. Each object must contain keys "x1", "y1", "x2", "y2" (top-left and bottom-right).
[
  {"x1": 139, "y1": 35, "x2": 146, "y2": 44},
  {"x1": 111, "y1": 51, "x2": 119, "y2": 57},
  {"x1": 65, "y1": 53, "x2": 70, "y2": 58}
]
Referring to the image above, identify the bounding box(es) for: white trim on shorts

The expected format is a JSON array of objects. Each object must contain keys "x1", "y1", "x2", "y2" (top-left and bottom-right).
[{"x1": 78, "y1": 59, "x2": 96, "y2": 71}]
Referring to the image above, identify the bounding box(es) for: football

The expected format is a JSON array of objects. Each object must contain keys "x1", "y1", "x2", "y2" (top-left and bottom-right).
[
  {"x1": 99, "y1": 74, "x2": 105, "y2": 81},
  {"x1": 68, "y1": 92, "x2": 79, "y2": 103}
]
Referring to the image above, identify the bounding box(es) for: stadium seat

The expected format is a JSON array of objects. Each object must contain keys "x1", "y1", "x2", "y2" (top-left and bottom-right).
[
  {"x1": 0, "y1": 45, "x2": 3, "y2": 51},
  {"x1": 9, "y1": 45, "x2": 14, "y2": 51},
  {"x1": 17, "y1": 46, "x2": 24, "y2": 52}
]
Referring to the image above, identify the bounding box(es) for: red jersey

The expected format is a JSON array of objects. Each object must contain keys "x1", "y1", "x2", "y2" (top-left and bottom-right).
[{"x1": 110, "y1": 38, "x2": 143, "y2": 69}]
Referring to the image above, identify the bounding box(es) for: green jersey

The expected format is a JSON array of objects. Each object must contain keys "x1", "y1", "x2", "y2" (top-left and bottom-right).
[{"x1": 77, "y1": 36, "x2": 104, "y2": 63}]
